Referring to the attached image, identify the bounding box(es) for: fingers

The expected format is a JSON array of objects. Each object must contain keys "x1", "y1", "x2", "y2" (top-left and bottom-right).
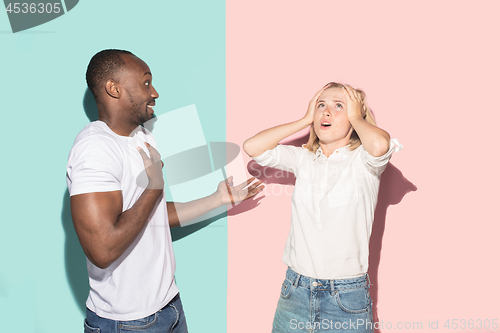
[
  {"x1": 310, "y1": 84, "x2": 330, "y2": 106},
  {"x1": 242, "y1": 179, "x2": 264, "y2": 200},
  {"x1": 342, "y1": 85, "x2": 355, "y2": 101},
  {"x1": 234, "y1": 177, "x2": 256, "y2": 190},
  {"x1": 144, "y1": 142, "x2": 161, "y2": 162},
  {"x1": 312, "y1": 85, "x2": 327, "y2": 103},
  {"x1": 225, "y1": 176, "x2": 264, "y2": 203},
  {"x1": 315, "y1": 86, "x2": 327, "y2": 98},
  {"x1": 343, "y1": 85, "x2": 362, "y2": 102},
  {"x1": 236, "y1": 178, "x2": 264, "y2": 193},
  {"x1": 138, "y1": 143, "x2": 164, "y2": 170},
  {"x1": 244, "y1": 184, "x2": 265, "y2": 200},
  {"x1": 137, "y1": 147, "x2": 151, "y2": 165},
  {"x1": 224, "y1": 176, "x2": 235, "y2": 205},
  {"x1": 226, "y1": 182, "x2": 235, "y2": 205},
  {"x1": 246, "y1": 179, "x2": 263, "y2": 191},
  {"x1": 137, "y1": 142, "x2": 164, "y2": 189},
  {"x1": 225, "y1": 175, "x2": 234, "y2": 187}
]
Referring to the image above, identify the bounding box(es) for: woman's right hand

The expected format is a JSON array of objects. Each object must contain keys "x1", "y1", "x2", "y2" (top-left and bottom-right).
[
  {"x1": 303, "y1": 85, "x2": 330, "y2": 124},
  {"x1": 244, "y1": 84, "x2": 331, "y2": 158}
]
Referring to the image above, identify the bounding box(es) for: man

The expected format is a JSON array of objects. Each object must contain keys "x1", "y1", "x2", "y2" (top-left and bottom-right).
[{"x1": 66, "y1": 49, "x2": 262, "y2": 332}]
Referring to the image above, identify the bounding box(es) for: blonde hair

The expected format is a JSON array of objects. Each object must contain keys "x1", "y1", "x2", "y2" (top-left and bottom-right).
[{"x1": 303, "y1": 82, "x2": 377, "y2": 153}]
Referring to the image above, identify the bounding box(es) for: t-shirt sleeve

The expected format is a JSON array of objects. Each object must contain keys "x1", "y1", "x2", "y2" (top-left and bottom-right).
[
  {"x1": 66, "y1": 136, "x2": 123, "y2": 196},
  {"x1": 361, "y1": 138, "x2": 403, "y2": 176},
  {"x1": 251, "y1": 144, "x2": 305, "y2": 174}
]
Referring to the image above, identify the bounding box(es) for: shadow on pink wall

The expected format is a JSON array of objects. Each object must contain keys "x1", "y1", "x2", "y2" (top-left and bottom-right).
[
  {"x1": 243, "y1": 134, "x2": 417, "y2": 332},
  {"x1": 369, "y1": 163, "x2": 417, "y2": 332}
]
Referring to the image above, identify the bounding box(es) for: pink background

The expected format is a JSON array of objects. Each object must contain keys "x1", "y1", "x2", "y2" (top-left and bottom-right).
[{"x1": 227, "y1": 1, "x2": 500, "y2": 332}]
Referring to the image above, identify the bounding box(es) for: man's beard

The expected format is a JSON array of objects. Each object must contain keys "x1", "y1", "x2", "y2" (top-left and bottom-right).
[
  {"x1": 134, "y1": 105, "x2": 151, "y2": 126},
  {"x1": 129, "y1": 97, "x2": 153, "y2": 126}
]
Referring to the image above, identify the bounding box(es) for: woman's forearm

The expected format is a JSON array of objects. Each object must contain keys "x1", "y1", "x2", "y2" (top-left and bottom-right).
[
  {"x1": 349, "y1": 116, "x2": 390, "y2": 157},
  {"x1": 243, "y1": 118, "x2": 311, "y2": 157}
]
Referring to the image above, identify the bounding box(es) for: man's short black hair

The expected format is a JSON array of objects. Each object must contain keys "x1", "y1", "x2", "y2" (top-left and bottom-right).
[{"x1": 86, "y1": 49, "x2": 134, "y2": 99}]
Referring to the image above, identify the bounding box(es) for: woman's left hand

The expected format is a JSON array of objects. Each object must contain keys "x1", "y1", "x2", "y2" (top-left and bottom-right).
[{"x1": 342, "y1": 85, "x2": 366, "y2": 121}]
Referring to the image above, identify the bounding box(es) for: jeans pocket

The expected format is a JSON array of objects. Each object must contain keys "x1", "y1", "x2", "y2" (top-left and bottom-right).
[
  {"x1": 335, "y1": 286, "x2": 371, "y2": 314},
  {"x1": 119, "y1": 313, "x2": 158, "y2": 331},
  {"x1": 84, "y1": 319, "x2": 100, "y2": 333},
  {"x1": 280, "y1": 278, "x2": 293, "y2": 299}
]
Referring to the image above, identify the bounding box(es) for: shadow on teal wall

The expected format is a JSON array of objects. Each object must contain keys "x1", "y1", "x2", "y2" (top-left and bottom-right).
[
  {"x1": 83, "y1": 89, "x2": 98, "y2": 122},
  {"x1": 61, "y1": 190, "x2": 88, "y2": 315}
]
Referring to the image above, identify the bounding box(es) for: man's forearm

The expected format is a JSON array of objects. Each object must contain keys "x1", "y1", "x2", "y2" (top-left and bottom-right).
[{"x1": 167, "y1": 192, "x2": 223, "y2": 228}]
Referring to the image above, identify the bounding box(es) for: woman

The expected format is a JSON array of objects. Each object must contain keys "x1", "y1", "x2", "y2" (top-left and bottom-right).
[{"x1": 243, "y1": 82, "x2": 401, "y2": 332}]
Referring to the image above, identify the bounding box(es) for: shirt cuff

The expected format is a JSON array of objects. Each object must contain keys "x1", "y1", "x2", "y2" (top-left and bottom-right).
[{"x1": 251, "y1": 148, "x2": 276, "y2": 167}]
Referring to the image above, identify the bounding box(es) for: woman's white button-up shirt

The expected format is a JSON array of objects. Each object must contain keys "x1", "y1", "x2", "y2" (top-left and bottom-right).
[{"x1": 253, "y1": 139, "x2": 402, "y2": 279}]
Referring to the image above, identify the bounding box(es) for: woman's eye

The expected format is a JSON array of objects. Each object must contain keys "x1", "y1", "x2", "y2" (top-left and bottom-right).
[
  {"x1": 336, "y1": 103, "x2": 342, "y2": 108},
  {"x1": 317, "y1": 103, "x2": 325, "y2": 108}
]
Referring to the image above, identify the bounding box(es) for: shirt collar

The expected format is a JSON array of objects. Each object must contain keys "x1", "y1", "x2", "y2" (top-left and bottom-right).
[
  {"x1": 313, "y1": 146, "x2": 326, "y2": 162},
  {"x1": 315, "y1": 146, "x2": 324, "y2": 158},
  {"x1": 314, "y1": 144, "x2": 352, "y2": 161}
]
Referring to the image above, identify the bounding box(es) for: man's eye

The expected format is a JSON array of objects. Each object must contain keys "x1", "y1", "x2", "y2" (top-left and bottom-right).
[{"x1": 145, "y1": 82, "x2": 150, "y2": 86}]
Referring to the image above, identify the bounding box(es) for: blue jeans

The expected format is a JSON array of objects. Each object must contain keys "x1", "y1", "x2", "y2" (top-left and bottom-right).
[
  {"x1": 272, "y1": 268, "x2": 373, "y2": 333},
  {"x1": 84, "y1": 293, "x2": 188, "y2": 333}
]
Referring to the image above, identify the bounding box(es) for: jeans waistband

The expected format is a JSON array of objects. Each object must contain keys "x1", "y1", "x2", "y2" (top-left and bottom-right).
[
  {"x1": 285, "y1": 267, "x2": 370, "y2": 291},
  {"x1": 161, "y1": 292, "x2": 180, "y2": 311}
]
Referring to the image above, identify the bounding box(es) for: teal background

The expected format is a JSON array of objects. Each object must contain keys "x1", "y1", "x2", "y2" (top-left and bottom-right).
[{"x1": 0, "y1": 0, "x2": 226, "y2": 332}]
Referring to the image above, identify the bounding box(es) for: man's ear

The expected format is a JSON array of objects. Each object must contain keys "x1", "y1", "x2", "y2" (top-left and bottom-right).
[{"x1": 105, "y1": 79, "x2": 120, "y2": 98}]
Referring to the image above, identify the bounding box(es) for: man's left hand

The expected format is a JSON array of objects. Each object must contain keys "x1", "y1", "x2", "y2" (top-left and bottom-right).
[{"x1": 216, "y1": 176, "x2": 264, "y2": 206}]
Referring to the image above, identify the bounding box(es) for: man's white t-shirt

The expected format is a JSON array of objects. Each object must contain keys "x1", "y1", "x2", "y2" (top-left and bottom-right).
[
  {"x1": 253, "y1": 140, "x2": 402, "y2": 280},
  {"x1": 66, "y1": 120, "x2": 178, "y2": 321}
]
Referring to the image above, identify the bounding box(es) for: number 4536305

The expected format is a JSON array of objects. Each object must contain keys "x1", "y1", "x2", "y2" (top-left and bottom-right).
[
  {"x1": 444, "y1": 319, "x2": 498, "y2": 330},
  {"x1": 5, "y1": 3, "x2": 61, "y2": 14}
]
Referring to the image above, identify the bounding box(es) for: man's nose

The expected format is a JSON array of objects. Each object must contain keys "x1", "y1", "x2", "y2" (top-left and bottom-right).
[{"x1": 151, "y1": 85, "x2": 159, "y2": 98}]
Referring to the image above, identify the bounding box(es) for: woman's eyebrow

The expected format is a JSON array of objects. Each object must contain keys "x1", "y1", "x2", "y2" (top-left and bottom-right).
[{"x1": 317, "y1": 99, "x2": 344, "y2": 103}]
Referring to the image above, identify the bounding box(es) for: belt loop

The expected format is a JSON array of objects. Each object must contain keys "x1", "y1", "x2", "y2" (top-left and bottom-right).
[
  {"x1": 331, "y1": 279, "x2": 335, "y2": 293},
  {"x1": 294, "y1": 271, "x2": 300, "y2": 288},
  {"x1": 366, "y1": 273, "x2": 371, "y2": 287}
]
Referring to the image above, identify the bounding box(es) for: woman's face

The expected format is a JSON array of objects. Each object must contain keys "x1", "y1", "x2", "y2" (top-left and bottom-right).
[{"x1": 313, "y1": 87, "x2": 352, "y2": 145}]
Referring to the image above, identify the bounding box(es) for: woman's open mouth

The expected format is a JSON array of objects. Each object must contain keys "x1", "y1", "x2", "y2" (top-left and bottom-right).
[{"x1": 320, "y1": 121, "x2": 331, "y2": 129}]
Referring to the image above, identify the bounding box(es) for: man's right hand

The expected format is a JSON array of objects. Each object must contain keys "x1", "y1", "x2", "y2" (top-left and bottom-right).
[
  {"x1": 72, "y1": 141, "x2": 166, "y2": 269},
  {"x1": 137, "y1": 142, "x2": 164, "y2": 190}
]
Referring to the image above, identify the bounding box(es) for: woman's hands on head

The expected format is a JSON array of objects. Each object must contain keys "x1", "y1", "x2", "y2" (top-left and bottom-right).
[
  {"x1": 303, "y1": 84, "x2": 331, "y2": 124},
  {"x1": 342, "y1": 84, "x2": 391, "y2": 157},
  {"x1": 342, "y1": 85, "x2": 367, "y2": 122}
]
